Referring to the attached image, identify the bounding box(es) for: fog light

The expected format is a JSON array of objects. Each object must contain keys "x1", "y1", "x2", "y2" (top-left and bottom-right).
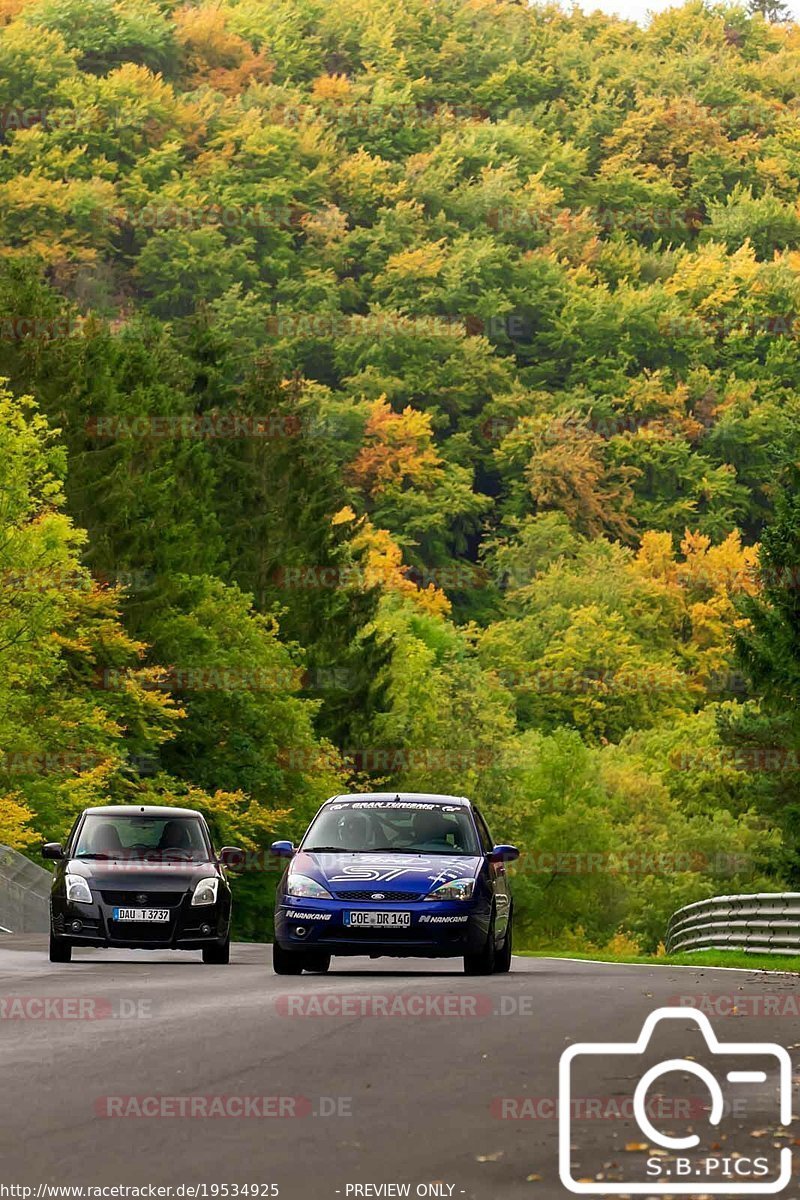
[
  {"x1": 71, "y1": 920, "x2": 82, "y2": 933},
  {"x1": 201, "y1": 924, "x2": 212, "y2": 935},
  {"x1": 294, "y1": 926, "x2": 307, "y2": 937}
]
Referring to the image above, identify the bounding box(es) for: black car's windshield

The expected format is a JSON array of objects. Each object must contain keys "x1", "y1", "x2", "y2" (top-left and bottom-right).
[
  {"x1": 73, "y1": 814, "x2": 210, "y2": 862},
  {"x1": 302, "y1": 802, "x2": 480, "y2": 855}
]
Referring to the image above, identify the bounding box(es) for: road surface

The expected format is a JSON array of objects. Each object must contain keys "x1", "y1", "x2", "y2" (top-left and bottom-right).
[{"x1": 0, "y1": 937, "x2": 796, "y2": 1197}]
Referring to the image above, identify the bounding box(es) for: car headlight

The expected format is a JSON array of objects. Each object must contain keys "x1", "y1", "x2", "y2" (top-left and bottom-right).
[
  {"x1": 191, "y1": 877, "x2": 219, "y2": 906},
  {"x1": 425, "y1": 878, "x2": 475, "y2": 902},
  {"x1": 286, "y1": 873, "x2": 333, "y2": 900},
  {"x1": 65, "y1": 874, "x2": 92, "y2": 904}
]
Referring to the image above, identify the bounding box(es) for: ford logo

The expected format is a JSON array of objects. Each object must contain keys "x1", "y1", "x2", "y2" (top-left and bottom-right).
[{"x1": 371, "y1": 893, "x2": 385, "y2": 900}]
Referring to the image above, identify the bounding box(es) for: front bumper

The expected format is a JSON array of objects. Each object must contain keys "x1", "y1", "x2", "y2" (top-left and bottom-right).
[
  {"x1": 51, "y1": 892, "x2": 231, "y2": 950},
  {"x1": 274, "y1": 895, "x2": 490, "y2": 957}
]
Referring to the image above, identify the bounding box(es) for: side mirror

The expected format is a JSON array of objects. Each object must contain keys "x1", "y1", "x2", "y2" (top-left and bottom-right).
[
  {"x1": 219, "y1": 846, "x2": 245, "y2": 869},
  {"x1": 488, "y1": 844, "x2": 519, "y2": 864},
  {"x1": 42, "y1": 842, "x2": 65, "y2": 861},
  {"x1": 270, "y1": 840, "x2": 295, "y2": 858}
]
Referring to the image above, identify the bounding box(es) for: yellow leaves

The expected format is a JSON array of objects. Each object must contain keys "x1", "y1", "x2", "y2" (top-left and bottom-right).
[
  {"x1": 518, "y1": 414, "x2": 640, "y2": 542},
  {"x1": 0, "y1": 792, "x2": 37, "y2": 848},
  {"x1": 299, "y1": 202, "x2": 349, "y2": 246},
  {"x1": 664, "y1": 241, "x2": 760, "y2": 313},
  {"x1": 385, "y1": 240, "x2": 447, "y2": 280},
  {"x1": 331, "y1": 505, "x2": 356, "y2": 526},
  {"x1": 351, "y1": 520, "x2": 451, "y2": 617},
  {"x1": 679, "y1": 528, "x2": 760, "y2": 598},
  {"x1": 349, "y1": 396, "x2": 441, "y2": 496},
  {"x1": 335, "y1": 148, "x2": 408, "y2": 210},
  {"x1": 636, "y1": 530, "x2": 677, "y2": 583},
  {"x1": 174, "y1": 4, "x2": 272, "y2": 93},
  {"x1": 633, "y1": 528, "x2": 760, "y2": 693},
  {"x1": 311, "y1": 73, "x2": 352, "y2": 102}
]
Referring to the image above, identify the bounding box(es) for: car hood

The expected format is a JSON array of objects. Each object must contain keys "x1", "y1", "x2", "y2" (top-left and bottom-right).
[
  {"x1": 292, "y1": 850, "x2": 482, "y2": 897},
  {"x1": 65, "y1": 859, "x2": 220, "y2": 890}
]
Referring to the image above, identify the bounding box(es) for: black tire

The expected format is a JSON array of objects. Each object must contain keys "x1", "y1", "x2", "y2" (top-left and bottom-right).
[
  {"x1": 494, "y1": 912, "x2": 513, "y2": 973},
  {"x1": 304, "y1": 951, "x2": 331, "y2": 974},
  {"x1": 202, "y1": 937, "x2": 230, "y2": 964},
  {"x1": 464, "y1": 915, "x2": 496, "y2": 976},
  {"x1": 272, "y1": 941, "x2": 306, "y2": 975},
  {"x1": 49, "y1": 932, "x2": 72, "y2": 963}
]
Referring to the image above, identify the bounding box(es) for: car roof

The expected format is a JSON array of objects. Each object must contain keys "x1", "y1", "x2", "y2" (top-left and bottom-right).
[
  {"x1": 81, "y1": 805, "x2": 204, "y2": 819},
  {"x1": 324, "y1": 792, "x2": 472, "y2": 807}
]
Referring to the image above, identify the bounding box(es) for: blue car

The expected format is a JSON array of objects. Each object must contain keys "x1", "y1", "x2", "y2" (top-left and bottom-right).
[{"x1": 271, "y1": 792, "x2": 519, "y2": 975}]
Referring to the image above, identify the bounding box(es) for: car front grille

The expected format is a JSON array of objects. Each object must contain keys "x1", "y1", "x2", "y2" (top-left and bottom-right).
[
  {"x1": 332, "y1": 890, "x2": 420, "y2": 902},
  {"x1": 100, "y1": 891, "x2": 185, "y2": 907}
]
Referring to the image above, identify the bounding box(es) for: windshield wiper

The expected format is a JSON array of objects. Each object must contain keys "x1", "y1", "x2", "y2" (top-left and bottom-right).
[
  {"x1": 304, "y1": 845, "x2": 364, "y2": 853},
  {"x1": 73, "y1": 852, "x2": 111, "y2": 859}
]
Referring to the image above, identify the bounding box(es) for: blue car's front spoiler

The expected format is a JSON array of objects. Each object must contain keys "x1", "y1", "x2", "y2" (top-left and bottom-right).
[{"x1": 274, "y1": 896, "x2": 490, "y2": 957}]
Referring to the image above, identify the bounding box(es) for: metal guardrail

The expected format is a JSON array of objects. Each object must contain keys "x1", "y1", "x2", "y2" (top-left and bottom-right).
[
  {"x1": 666, "y1": 893, "x2": 800, "y2": 957},
  {"x1": 0, "y1": 845, "x2": 50, "y2": 933}
]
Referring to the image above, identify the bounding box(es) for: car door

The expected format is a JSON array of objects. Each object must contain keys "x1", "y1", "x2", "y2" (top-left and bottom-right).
[{"x1": 473, "y1": 806, "x2": 510, "y2": 942}]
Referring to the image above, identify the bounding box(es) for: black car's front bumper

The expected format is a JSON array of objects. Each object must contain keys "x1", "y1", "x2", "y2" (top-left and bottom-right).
[{"x1": 51, "y1": 891, "x2": 230, "y2": 950}]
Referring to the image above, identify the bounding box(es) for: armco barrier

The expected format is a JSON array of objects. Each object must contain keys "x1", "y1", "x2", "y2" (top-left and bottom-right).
[
  {"x1": 666, "y1": 892, "x2": 800, "y2": 957},
  {"x1": 0, "y1": 844, "x2": 50, "y2": 933}
]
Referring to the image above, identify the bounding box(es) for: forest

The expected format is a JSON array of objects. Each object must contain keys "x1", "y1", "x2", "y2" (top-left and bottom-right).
[{"x1": 1, "y1": 0, "x2": 800, "y2": 950}]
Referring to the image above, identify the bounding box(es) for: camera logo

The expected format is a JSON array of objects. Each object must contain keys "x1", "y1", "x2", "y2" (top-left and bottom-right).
[{"x1": 559, "y1": 1007, "x2": 792, "y2": 1194}]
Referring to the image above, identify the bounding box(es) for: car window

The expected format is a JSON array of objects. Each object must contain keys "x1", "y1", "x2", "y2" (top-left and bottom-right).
[
  {"x1": 472, "y1": 808, "x2": 494, "y2": 854},
  {"x1": 302, "y1": 801, "x2": 480, "y2": 855},
  {"x1": 73, "y1": 814, "x2": 210, "y2": 861}
]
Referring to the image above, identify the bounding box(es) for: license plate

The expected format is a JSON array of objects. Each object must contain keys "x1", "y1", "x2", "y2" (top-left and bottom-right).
[
  {"x1": 112, "y1": 908, "x2": 170, "y2": 922},
  {"x1": 344, "y1": 911, "x2": 410, "y2": 928}
]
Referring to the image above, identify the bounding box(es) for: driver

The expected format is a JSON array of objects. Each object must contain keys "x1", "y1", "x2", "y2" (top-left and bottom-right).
[
  {"x1": 411, "y1": 810, "x2": 452, "y2": 851},
  {"x1": 336, "y1": 812, "x2": 369, "y2": 850}
]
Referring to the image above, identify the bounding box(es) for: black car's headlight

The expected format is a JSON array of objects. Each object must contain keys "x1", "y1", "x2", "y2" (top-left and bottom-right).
[
  {"x1": 65, "y1": 874, "x2": 93, "y2": 904},
  {"x1": 424, "y1": 878, "x2": 475, "y2": 902},
  {"x1": 191, "y1": 877, "x2": 219, "y2": 906},
  {"x1": 286, "y1": 873, "x2": 333, "y2": 900}
]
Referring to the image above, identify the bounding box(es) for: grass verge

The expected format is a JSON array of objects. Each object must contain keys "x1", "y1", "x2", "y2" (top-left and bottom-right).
[{"x1": 519, "y1": 948, "x2": 800, "y2": 973}]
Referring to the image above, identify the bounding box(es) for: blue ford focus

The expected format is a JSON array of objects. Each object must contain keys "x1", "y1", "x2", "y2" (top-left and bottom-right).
[{"x1": 271, "y1": 793, "x2": 519, "y2": 975}]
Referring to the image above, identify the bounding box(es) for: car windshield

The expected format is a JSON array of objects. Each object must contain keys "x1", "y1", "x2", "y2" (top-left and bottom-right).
[
  {"x1": 302, "y1": 801, "x2": 480, "y2": 855},
  {"x1": 73, "y1": 814, "x2": 210, "y2": 861}
]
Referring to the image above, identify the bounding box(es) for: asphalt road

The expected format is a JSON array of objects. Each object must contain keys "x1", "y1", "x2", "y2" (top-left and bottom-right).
[{"x1": 0, "y1": 937, "x2": 797, "y2": 1198}]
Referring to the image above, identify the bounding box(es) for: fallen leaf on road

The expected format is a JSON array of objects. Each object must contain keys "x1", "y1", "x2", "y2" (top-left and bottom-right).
[
  {"x1": 476, "y1": 1152, "x2": 504, "y2": 1162},
  {"x1": 624, "y1": 1143, "x2": 648, "y2": 1152}
]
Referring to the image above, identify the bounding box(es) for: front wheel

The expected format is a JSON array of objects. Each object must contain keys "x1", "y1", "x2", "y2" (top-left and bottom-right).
[
  {"x1": 494, "y1": 913, "x2": 513, "y2": 974},
  {"x1": 49, "y1": 932, "x2": 72, "y2": 963},
  {"x1": 202, "y1": 937, "x2": 230, "y2": 964},
  {"x1": 464, "y1": 918, "x2": 496, "y2": 976},
  {"x1": 272, "y1": 941, "x2": 306, "y2": 975}
]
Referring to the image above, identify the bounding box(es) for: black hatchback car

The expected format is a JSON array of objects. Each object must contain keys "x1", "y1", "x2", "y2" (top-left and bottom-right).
[{"x1": 44, "y1": 805, "x2": 242, "y2": 963}]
